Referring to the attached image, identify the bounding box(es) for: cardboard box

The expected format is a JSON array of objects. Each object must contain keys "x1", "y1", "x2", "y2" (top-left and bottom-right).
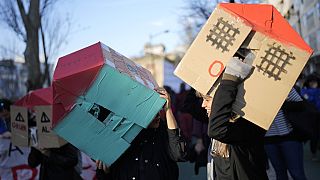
[
  {"x1": 174, "y1": 3, "x2": 313, "y2": 130},
  {"x1": 34, "y1": 105, "x2": 67, "y2": 148},
  {"x1": 10, "y1": 105, "x2": 38, "y2": 147},
  {"x1": 52, "y1": 42, "x2": 166, "y2": 166},
  {"x1": 10, "y1": 106, "x2": 30, "y2": 147},
  {"x1": 10, "y1": 87, "x2": 59, "y2": 147}
]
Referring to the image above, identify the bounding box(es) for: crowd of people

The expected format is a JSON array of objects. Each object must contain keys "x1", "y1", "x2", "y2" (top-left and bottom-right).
[{"x1": 1, "y1": 55, "x2": 320, "y2": 180}]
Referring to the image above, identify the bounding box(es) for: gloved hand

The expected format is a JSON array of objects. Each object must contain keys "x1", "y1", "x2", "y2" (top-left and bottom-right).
[{"x1": 224, "y1": 52, "x2": 255, "y2": 80}]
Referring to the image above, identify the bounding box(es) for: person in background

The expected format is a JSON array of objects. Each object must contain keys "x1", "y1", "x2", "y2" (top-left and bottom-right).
[
  {"x1": 180, "y1": 88, "x2": 210, "y2": 175},
  {"x1": 300, "y1": 74, "x2": 320, "y2": 161},
  {"x1": 201, "y1": 53, "x2": 268, "y2": 180},
  {"x1": 0, "y1": 99, "x2": 12, "y2": 139},
  {"x1": 301, "y1": 74, "x2": 320, "y2": 111},
  {"x1": 96, "y1": 87, "x2": 188, "y2": 180},
  {"x1": 189, "y1": 118, "x2": 209, "y2": 175},
  {"x1": 264, "y1": 88, "x2": 308, "y2": 180},
  {"x1": 175, "y1": 83, "x2": 193, "y2": 144},
  {"x1": 28, "y1": 143, "x2": 82, "y2": 180}
]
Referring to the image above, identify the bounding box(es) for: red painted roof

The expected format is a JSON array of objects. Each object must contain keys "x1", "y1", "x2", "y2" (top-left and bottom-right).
[
  {"x1": 52, "y1": 42, "x2": 104, "y2": 126},
  {"x1": 219, "y1": 3, "x2": 313, "y2": 54},
  {"x1": 14, "y1": 87, "x2": 53, "y2": 108}
]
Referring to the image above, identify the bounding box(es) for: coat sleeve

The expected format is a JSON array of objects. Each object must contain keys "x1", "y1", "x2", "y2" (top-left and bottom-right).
[
  {"x1": 44, "y1": 144, "x2": 79, "y2": 168},
  {"x1": 28, "y1": 147, "x2": 43, "y2": 168},
  {"x1": 207, "y1": 80, "x2": 264, "y2": 144},
  {"x1": 167, "y1": 128, "x2": 188, "y2": 161}
]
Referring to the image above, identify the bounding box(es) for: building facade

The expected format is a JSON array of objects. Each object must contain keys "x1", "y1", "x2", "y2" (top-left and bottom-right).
[
  {"x1": 0, "y1": 59, "x2": 28, "y2": 100},
  {"x1": 133, "y1": 44, "x2": 187, "y2": 93},
  {"x1": 0, "y1": 59, "x2": 54, "y2": 100},
  {"x1": 266, "y1": 0, "x2": 320, "y2": 76}
]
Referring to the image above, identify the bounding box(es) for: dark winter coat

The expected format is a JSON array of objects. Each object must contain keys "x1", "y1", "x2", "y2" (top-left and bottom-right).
[
  {"x1": 28, "y1": 143, "x2": 82, "y2": 180},
  {"x1": 208, "y1": 80, "x2": 268, "y2": 180},
  {"x1": 97, "y1": 121, "x2": 187, "y2": 180}
]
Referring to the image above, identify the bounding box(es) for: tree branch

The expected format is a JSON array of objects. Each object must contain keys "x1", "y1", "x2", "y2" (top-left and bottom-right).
[
  {"x1": 16, "y1": 0, "x2": 28, "y2": 26},
  {"x1": 0, "y1": 1, "x2": 26, "y2": 40}
]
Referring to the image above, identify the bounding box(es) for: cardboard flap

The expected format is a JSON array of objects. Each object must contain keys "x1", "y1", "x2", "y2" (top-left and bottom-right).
[
  {"x1": 35, "y1": 105, "x2": 67, "y2": 148},
  {"x1": 53, "y1": 42, "x2": 104, "y2": 80},
  {"x1": 53, "y1": 65, "x2": 102, "y2": 126},
  {"x1": 10, "y1": 106, "x2": 29, "y2": 146}
]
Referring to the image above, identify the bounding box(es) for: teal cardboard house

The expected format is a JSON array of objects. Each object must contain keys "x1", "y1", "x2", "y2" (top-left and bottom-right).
[{"x1": 52, "y1": 42, "x2": 166, "y2": 165}]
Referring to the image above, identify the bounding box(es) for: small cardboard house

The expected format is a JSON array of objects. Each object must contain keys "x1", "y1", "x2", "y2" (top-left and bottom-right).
[
  {"x1": 11, "y1": 87, "x2": 54, "y2": 147},
  {"x1": 174, "y1": 3, "x2": 313, "y2": 130},
  {"x1": 52, "y1": 42, "x2": 166, "y2": 166}
]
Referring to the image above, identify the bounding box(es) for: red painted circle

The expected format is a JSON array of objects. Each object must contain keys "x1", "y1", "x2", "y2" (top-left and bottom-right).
[{"x1": 208, "y1": 60, "x2": 224, "y2": 77}]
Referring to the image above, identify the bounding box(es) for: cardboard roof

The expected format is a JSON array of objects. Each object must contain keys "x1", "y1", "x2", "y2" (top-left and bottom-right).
[
  {"x1": 219, "y1": 3, "x2": 313, "y2": 54},
  {"x1": 14, "y1": 87, "x2": 53, "y2": 108}
]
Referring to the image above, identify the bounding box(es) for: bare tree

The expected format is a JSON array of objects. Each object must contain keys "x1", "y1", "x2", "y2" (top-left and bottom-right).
[
  {"x1": 180, "y1": 0, "x2": 260, "y2": 46},
  {"x1": 0, "y1": 0, "x2": 70, "y2": 91},
  {"x1": 39, "y1": 3, "x2": 71, "y2": 86},
  {"x1": 179, "y1": 0, "x2": 219, "y2": 47}
]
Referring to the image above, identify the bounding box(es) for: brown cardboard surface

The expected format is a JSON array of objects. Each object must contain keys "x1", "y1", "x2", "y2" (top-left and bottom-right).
[
  {"x1": 174, "y1": 6, "x2": 252, "y2": 95},
  {"x1": 10, "y1": 106, "x2": 29, "y2": 147},
  {"x1": 35, "y1": 106, "x2": 67, "y2": 148},
  {"x1": 232, "y1": 37, "x2": 311, "y2": 129},
  {"x1": 174, "y1": 4, "x2": 312, "y2": 130}
]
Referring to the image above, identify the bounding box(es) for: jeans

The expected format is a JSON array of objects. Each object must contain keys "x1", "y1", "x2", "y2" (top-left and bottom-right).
[{"x1": 265, "y1": 140, "x2": 307, "y2": 180}]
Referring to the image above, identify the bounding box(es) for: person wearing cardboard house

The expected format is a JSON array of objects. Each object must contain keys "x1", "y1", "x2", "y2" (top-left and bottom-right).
[
  {"x1": 95, "y1": 87, "x2": 188, "y2": 180},
  {"x1": 28, "y1": 143, "x2": 82, "y2": 180},
  {"x1": 201, "y1": 53, "x2": 268, "y2": 180}
]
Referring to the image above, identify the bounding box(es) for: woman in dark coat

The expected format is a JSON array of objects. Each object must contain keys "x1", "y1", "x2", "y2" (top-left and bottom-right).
[
  {"x1": 28, "y1": 143, "x2": 82, "y2": 180},
  {"x1": 96, "y1": 88, "x2": 188, "y2": 180},
  {"x1": 202, "y1": 54, "x2": 268, "y2": 180}
]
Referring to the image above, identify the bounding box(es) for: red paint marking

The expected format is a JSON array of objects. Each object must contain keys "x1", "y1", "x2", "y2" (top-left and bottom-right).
[
  {"x1": 11, "y1": 164, "x2": 37, "y2": 180},
  {"x1": 208, "y1": 60, "x2": 224, "y2": 77}
]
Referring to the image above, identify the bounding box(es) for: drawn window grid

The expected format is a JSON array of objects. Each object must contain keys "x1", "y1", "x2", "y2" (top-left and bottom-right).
[
  {"x1": 206, "y1": 17, "x2": 240, "y2": 53},
  {"x1": 256, "y1": 44, "x2": 295, "y2": 80}
]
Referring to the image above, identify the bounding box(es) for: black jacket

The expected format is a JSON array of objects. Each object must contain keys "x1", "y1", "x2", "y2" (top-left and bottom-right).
[
  {"x1": 28, "y1": 143, "x2": 81, "y2": 180},
  {"x1": 208, "y1": 80, "x2": 268, "y2": 180},
  {"x1": 97, "y1": 121, "x2": 187, "y2": 180}
]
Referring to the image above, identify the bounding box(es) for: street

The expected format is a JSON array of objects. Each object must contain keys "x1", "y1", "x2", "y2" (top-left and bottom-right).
[{"x1": 178, "y1": 143, "x2": 320, "y2": 180}]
